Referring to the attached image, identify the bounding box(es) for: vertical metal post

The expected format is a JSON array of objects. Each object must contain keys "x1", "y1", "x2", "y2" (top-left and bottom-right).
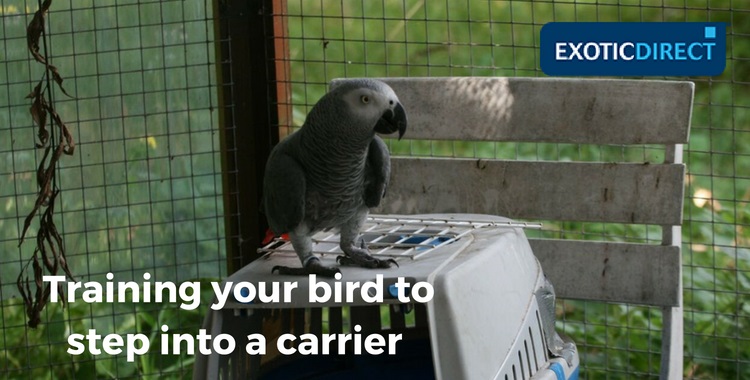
[
  {"x1": 661, "y1": 142, "x2": 685, "y2": 379},
  {"x1": 214, "y1": 0, "x2": 288, "y2": 274}
]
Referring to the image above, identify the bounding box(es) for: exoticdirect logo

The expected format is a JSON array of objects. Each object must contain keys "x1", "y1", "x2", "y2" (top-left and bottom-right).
[{"x1": 540, "y1": 22, "x2": 726, "y2": 76}]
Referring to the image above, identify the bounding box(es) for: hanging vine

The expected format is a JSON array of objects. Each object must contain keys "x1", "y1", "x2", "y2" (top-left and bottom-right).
[{"x1": 17, "y1": 0, "x2": 76, "y2": 328}]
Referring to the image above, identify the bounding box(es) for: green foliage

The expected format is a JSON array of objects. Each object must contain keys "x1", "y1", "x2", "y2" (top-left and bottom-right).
[
  {"x1": 0, "y1": 278, "x2": 217, "y2": 379},
  {"x1": 0, "y1": 0, "x2": 224, "y2": 378}
]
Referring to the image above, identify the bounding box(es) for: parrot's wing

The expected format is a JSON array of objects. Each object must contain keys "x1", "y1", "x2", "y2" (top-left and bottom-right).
[
  {"x1": 263, "y1": 149, "x2": 306, "y2": 234},
  {"x1": 363, "y1": 135, "x2": 391, "y2": 208}
]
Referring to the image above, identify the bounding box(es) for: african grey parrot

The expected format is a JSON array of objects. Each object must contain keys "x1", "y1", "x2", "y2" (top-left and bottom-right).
[{"x1": 262, "y1": 79, "x2": 407, "y2": 277}]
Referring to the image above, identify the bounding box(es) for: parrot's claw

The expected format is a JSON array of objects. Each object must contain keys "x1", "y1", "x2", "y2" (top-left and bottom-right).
[
  {"x1": 272, "y1": 258, "x2": 340, "y2": 278},
  {"x1": 338, "y1": 241, "x2": 399, "y2": 268},
  {"x1": 336, "y1": 255, "x2": 398, "y2": 269}
]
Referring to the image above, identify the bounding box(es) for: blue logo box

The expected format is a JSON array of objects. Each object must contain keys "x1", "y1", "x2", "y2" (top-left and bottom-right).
[{"x1": 540, "y1": 22, "x2": 726, "y2": 76}]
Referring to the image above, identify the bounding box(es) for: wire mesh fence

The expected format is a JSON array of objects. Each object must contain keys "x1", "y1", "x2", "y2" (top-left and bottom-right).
[
  {"x1": 274, "y1": 1, "x2": 748, "y2": 379},
  {"x1": 1, "y1": 0, "x2": 224, "y2": 378},
  {"x1": 1, "y1": 0, "x2": 748, "y2": 379}
]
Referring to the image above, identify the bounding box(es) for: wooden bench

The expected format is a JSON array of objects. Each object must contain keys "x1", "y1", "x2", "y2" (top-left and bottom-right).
[{"x1": 370, "y1": 77, "x2": 692, "y2": 379}]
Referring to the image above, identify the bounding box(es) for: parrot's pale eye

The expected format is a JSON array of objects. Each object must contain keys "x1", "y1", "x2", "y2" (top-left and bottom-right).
[{"x1": 360, "y1": 95, "x2": 370, "y2": 104}]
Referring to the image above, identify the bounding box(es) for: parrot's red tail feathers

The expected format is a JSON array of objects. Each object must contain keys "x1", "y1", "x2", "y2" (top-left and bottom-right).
[
  {"x1": 262, "y1": 229, "x2": 275, "y2": 245},
  {"x1": 262, "y1": 229, "x2": 289, "y2": 245}
]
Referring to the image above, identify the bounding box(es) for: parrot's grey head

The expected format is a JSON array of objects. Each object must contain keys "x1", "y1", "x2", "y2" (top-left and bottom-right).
[{"x1": 326, "y1": 79, "x2": 408, "y2": 140}]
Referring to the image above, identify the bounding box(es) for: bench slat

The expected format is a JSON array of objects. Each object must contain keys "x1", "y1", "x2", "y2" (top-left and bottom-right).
[
  {"x1": 377, "y1": 157, "x2": 685, "y2": 225},
  {"x1": 530, "y1": 239, "x2": 681, "y2": 307},
  {"x1": 370, "y1": 77, "x2": 694, "y2": 144}
]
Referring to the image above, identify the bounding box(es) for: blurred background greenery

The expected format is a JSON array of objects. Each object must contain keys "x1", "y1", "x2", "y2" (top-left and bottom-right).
[
  {"x1": 1, "y1": 0, "x2": 748, "y2": 379},
  {"x1": 1, "y1": 0, "x2": 224, "y2": 378}
]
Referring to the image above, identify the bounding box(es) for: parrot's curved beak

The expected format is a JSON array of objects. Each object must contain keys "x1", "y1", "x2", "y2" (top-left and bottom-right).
[{"x1": 374, "y1": 102, "x2": 407, "y2": 140}]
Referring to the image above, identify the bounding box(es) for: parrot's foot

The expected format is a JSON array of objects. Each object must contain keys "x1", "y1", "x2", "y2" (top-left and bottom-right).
[
  {"x1": 336, "y1": 255, "x2": 398, "y2": 268},
  {"x1": 336, "y1": 242, "x2": 399, "y2": 269},
  {"x1": 272, "y1": 258, "x2": 340, "y2": 278}
]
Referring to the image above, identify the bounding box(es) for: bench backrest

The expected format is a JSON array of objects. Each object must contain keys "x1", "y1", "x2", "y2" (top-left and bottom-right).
[{"x1": 333, "y1": 77, "x2": 692, "y2": 379}]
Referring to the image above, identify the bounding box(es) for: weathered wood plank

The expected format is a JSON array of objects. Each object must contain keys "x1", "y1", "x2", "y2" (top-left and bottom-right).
[
  {"x1": 309, "y1": 308, "x2": 322, "y2": 335},
  {"x1": 350, "y1": 305, "x2": 382, "y2": 333},
  {"x1": 367, "y1": 77, "x2": 693, "y2": 144},
  {"x1": 389, "y1": 305, "x2": 406, "y2": 330},
  {"x1": 529, "y1": 239, "x2": 681, "y2": 307},
  {"x1": 377, "y1": 157, "x2": 686, "y2": 225},
  {"x1": 293, "y1": 308, "x2": 305, "y2": 336},
  {"x1": 414, "y1": 303, "x2": 429, "y2": 328},
  {"x1": 328, "y1": 307, "x2": 342, "y2": 334}
]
